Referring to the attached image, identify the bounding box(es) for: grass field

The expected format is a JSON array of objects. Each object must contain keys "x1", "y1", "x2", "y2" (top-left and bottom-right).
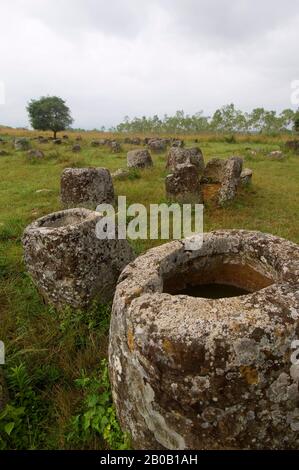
[{"x1": 0, "y1": 130, "x2": 298, "y2": 449}]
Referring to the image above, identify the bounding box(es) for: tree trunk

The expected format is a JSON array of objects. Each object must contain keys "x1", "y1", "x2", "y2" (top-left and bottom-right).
[{"x1": 53, "y1": 130, "x2": 57, "y2": 139}]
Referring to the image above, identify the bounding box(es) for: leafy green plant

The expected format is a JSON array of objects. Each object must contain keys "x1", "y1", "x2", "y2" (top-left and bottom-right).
[
  {"x1": 0, "y1": 363, "x2": 48, "y2": 449},
  {"x1": 59, "y1": 302, "x2": 111, "y2": 334},
  {"x1": 127, "y1": 168, "x2": 141, "y2": 180},
  {"x1": 0, "y1": 404, "x2": 26, "y2": 449},
  {"x1": 67, "y1": 359, "x2": 130, "y2": 450}
]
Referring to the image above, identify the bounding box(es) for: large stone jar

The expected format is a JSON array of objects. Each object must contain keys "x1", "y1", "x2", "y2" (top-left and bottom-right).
[
  {"x1": 22, "y1": 208, "x2": 135, "y2": 309},
  {"x1": 109, "y1": 230, "x2": 299, "y2": 450}
]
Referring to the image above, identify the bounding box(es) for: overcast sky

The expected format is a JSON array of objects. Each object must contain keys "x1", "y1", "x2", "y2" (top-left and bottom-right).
[{"x1": 0, "y1": 0, "x2": 299, "y2": 129}]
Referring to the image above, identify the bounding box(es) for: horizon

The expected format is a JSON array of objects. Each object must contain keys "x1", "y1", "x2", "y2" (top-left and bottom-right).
[{"x1": 1, "y1": 103, "x2": 298, "y2": 133}]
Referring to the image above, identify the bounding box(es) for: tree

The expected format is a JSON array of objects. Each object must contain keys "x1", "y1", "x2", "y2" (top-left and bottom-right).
[
  {"x1": 27, "y1": 96, "x2": 73, "y2": 139},
  {"x1": 293, "y1": 111, "x2": 299, "y2": 133},
  {"x1": 279, "y1": 109, "x2": 295, "y2": 131}
]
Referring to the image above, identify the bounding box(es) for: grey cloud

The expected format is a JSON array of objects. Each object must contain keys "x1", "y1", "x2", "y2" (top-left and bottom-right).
[
  {"x1": 158, "y1": 0, "x2": 299, "y2": 47},
  {"x1": 0, "y1": 0, "x2": 298, "y2": 129},
  {"x1": 14, "y1": 0, "x2": 153, "y2": 38}
]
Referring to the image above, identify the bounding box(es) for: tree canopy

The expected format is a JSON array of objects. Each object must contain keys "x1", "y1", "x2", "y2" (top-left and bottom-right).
[
  {"x1": 113, "y1": 104, "x2": 299, "y2": 134},
  {"x1": 27, "y1": 96, "x2": 73, "y2": 138}
]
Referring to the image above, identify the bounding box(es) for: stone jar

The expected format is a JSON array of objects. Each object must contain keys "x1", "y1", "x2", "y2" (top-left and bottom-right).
[
  {"x1": 127, "y1": 149, "x2": 153, "y2": 169},
  {"x1": 22, "y1": 208, "x2": 135, "y2": 309},
  {"x1": 61, "y1": 167, "x2": 115, "y2": 208},
  {"x1": 166, "y1": 147, "x2": 205, "y2": 175},
  {"x1": 109, "y1": 230, "x2": 299, "y2": 450},
  {"x1": 165, "y1": 164, "x2": 203, "y2": 203}
]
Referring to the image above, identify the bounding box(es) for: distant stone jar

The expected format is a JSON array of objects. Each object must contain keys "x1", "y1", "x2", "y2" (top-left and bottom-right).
[
  {"x1": 217, "y1": 156, "x2": 243, "y2": 206},
  {"x1": 166, "y1": 147, "x2": 205, "y2": 175},
  {"x1": 147, "y1": 139, "x2": 167, "y2": 152},
  {"x1": 109, "y1": 230, "x2": 299, "y2": 450},
  {"x1": 22, "y1": 208, "x2": 135, "y2": 309},
  {"x1": 110, "y1": 141, "x2": 122, "y2": 153},
  {"x1": 240, "y1": 168, "x2": 253, "y2": 186},
  {"x1": 127, "y1": 149, "x2": 153, "y2": 169},
  {"x1": 14, "y1": 138, "x2": 30, "y2": 151},
  {"x1": 72, "y1": 144, "x2": 81, "y2": 153},
  {"x1": 165, "y1": 164, "x2": 203, "y2": 203},
  {"x1": 61, "y1": 167, "x2": 114, "y2": 208},
  {"x1": 285, "y1": 140, "x2": 299, "y2": 154},
  {"x1": 27, "y1": 149, "x2": 44, "y2": 159},
  {"x1": 202, "y1": 158, "x2": 226, "y2": 183}
]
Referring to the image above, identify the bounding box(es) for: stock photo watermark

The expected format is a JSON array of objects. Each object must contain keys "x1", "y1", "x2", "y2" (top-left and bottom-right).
[
  {"x1": 291, "y1": 80, "x2": 299, "y2": 105},
  {"x1": 95, "y1": 196, "x2": 204, "y2": 250}
]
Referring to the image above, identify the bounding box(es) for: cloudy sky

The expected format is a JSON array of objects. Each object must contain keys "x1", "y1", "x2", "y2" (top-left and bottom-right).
[{"x1": 0, "y1": 0, "x2": 299, "y2": 129}]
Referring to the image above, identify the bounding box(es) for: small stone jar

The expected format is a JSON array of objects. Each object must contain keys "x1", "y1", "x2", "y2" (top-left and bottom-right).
[
  {"x1": 61, "y1": 167, "x2": 115, "y2": 208},
  {"x1": 109, "y1": 230, "x2": 299, "y2": 450}
]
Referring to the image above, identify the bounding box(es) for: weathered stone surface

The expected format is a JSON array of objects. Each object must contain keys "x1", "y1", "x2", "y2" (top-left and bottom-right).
[
  {"x1": 0, "y1": 150, "x2": 9, "y2": 156},
  {"x1": 217, "y1": 157, "x2": 243, "y2": 206},
  {"x1": 268, "y1": 150, "x2": 284, "y2": 160},
  {"x1": 27, "y1": 149, "x2": 45, "y2": 159},
  {"x1": 127, "y1": 149, "x2": 153, "y2": 169},
  {"x1": 166, "y1": 147, "x2": 205, "y2": 174},
  {"x1": 148, "y1": 139, "x2": 167, "y2": 152},
  {"x1": 90, "y1": 140, "x2": 100, "y2": 147},
  {"x1": 165, "y1": 164, "x2": 203, "y2": 203},
  {"x1": 109, "y1": 230, "x2": 299, "y2": 450},
  {"x1": 14, "y1": 138, "x2": 30, "y2": 151},
  {"x1": 22, "y1": 208, "x2": 135, "y2": 309},
  {"x1": 110, "y1": 141, "x2": 122, "y2": 153},
  {"x1": 75, "y1": 135, "x2": 83, "y2": 141},
  {"x1": 38, "y1": 137, "x2": 49, "y2": 144},
  {"x1": 240, "y1": 168, "x2": 253, "y2": 186},
  {"x1": 93, "y1": 139, "x2": 107, "y2": 147},
  {"x1": 53, "y1": 139, "x2": 62, "y2": 145},
  {"x1": 202, "y1": 158, "x2": 226, "y2": 183},
  {"x1": 285, "y1": 140, "x2": 299, "y2": 153},
  {"x1": 72, "y1": 144, "x2": 81, "y2": 153},
  {"x1": 171, "y1": 139, "x2": 184, "y2": 148},
  {"x1": 124, "y1": 137, "x2": 141, "y2": 145},
  {"x1": 61, "y1": 167, "x2": 114, "y2": 207}
]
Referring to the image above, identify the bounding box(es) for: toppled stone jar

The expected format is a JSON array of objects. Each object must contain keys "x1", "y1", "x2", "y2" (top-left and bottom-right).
[
  {"x1": 109, "y1": 230, "x2": 299, "y2": 450},
  {"x1": 22, "y1": 208, "x2": 135, "y2": 309}
]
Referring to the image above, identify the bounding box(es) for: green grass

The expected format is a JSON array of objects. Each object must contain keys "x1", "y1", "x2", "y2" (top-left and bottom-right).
[{"x1": 0, "y1": 132, "x2": 298, "y2": 449}]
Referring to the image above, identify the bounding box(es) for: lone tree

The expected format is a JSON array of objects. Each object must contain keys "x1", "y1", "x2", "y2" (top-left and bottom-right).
[
  {"x1": 294, "y1": 112, "x2": 299, "y2": 133},
  {"x1": 27, "y1": 96, "x2": 73, "y2": 139}
]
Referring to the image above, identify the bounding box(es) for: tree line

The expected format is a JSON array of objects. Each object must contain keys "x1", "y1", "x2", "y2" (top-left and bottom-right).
[
  {"x1": 113, "y1": 104, "x2": 299, "y2": 134},
  {"x1": 24, "y1": 96, "x2": 299, "y2": 136}
]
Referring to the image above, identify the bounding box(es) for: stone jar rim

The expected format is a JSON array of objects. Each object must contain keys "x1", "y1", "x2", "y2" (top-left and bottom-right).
[
  {"x1": 24, "y1": 208, "x2": 101, "y2": 234},
  {"x1": 116, "y1": 229, "x2": 299, "y2": 308}
]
